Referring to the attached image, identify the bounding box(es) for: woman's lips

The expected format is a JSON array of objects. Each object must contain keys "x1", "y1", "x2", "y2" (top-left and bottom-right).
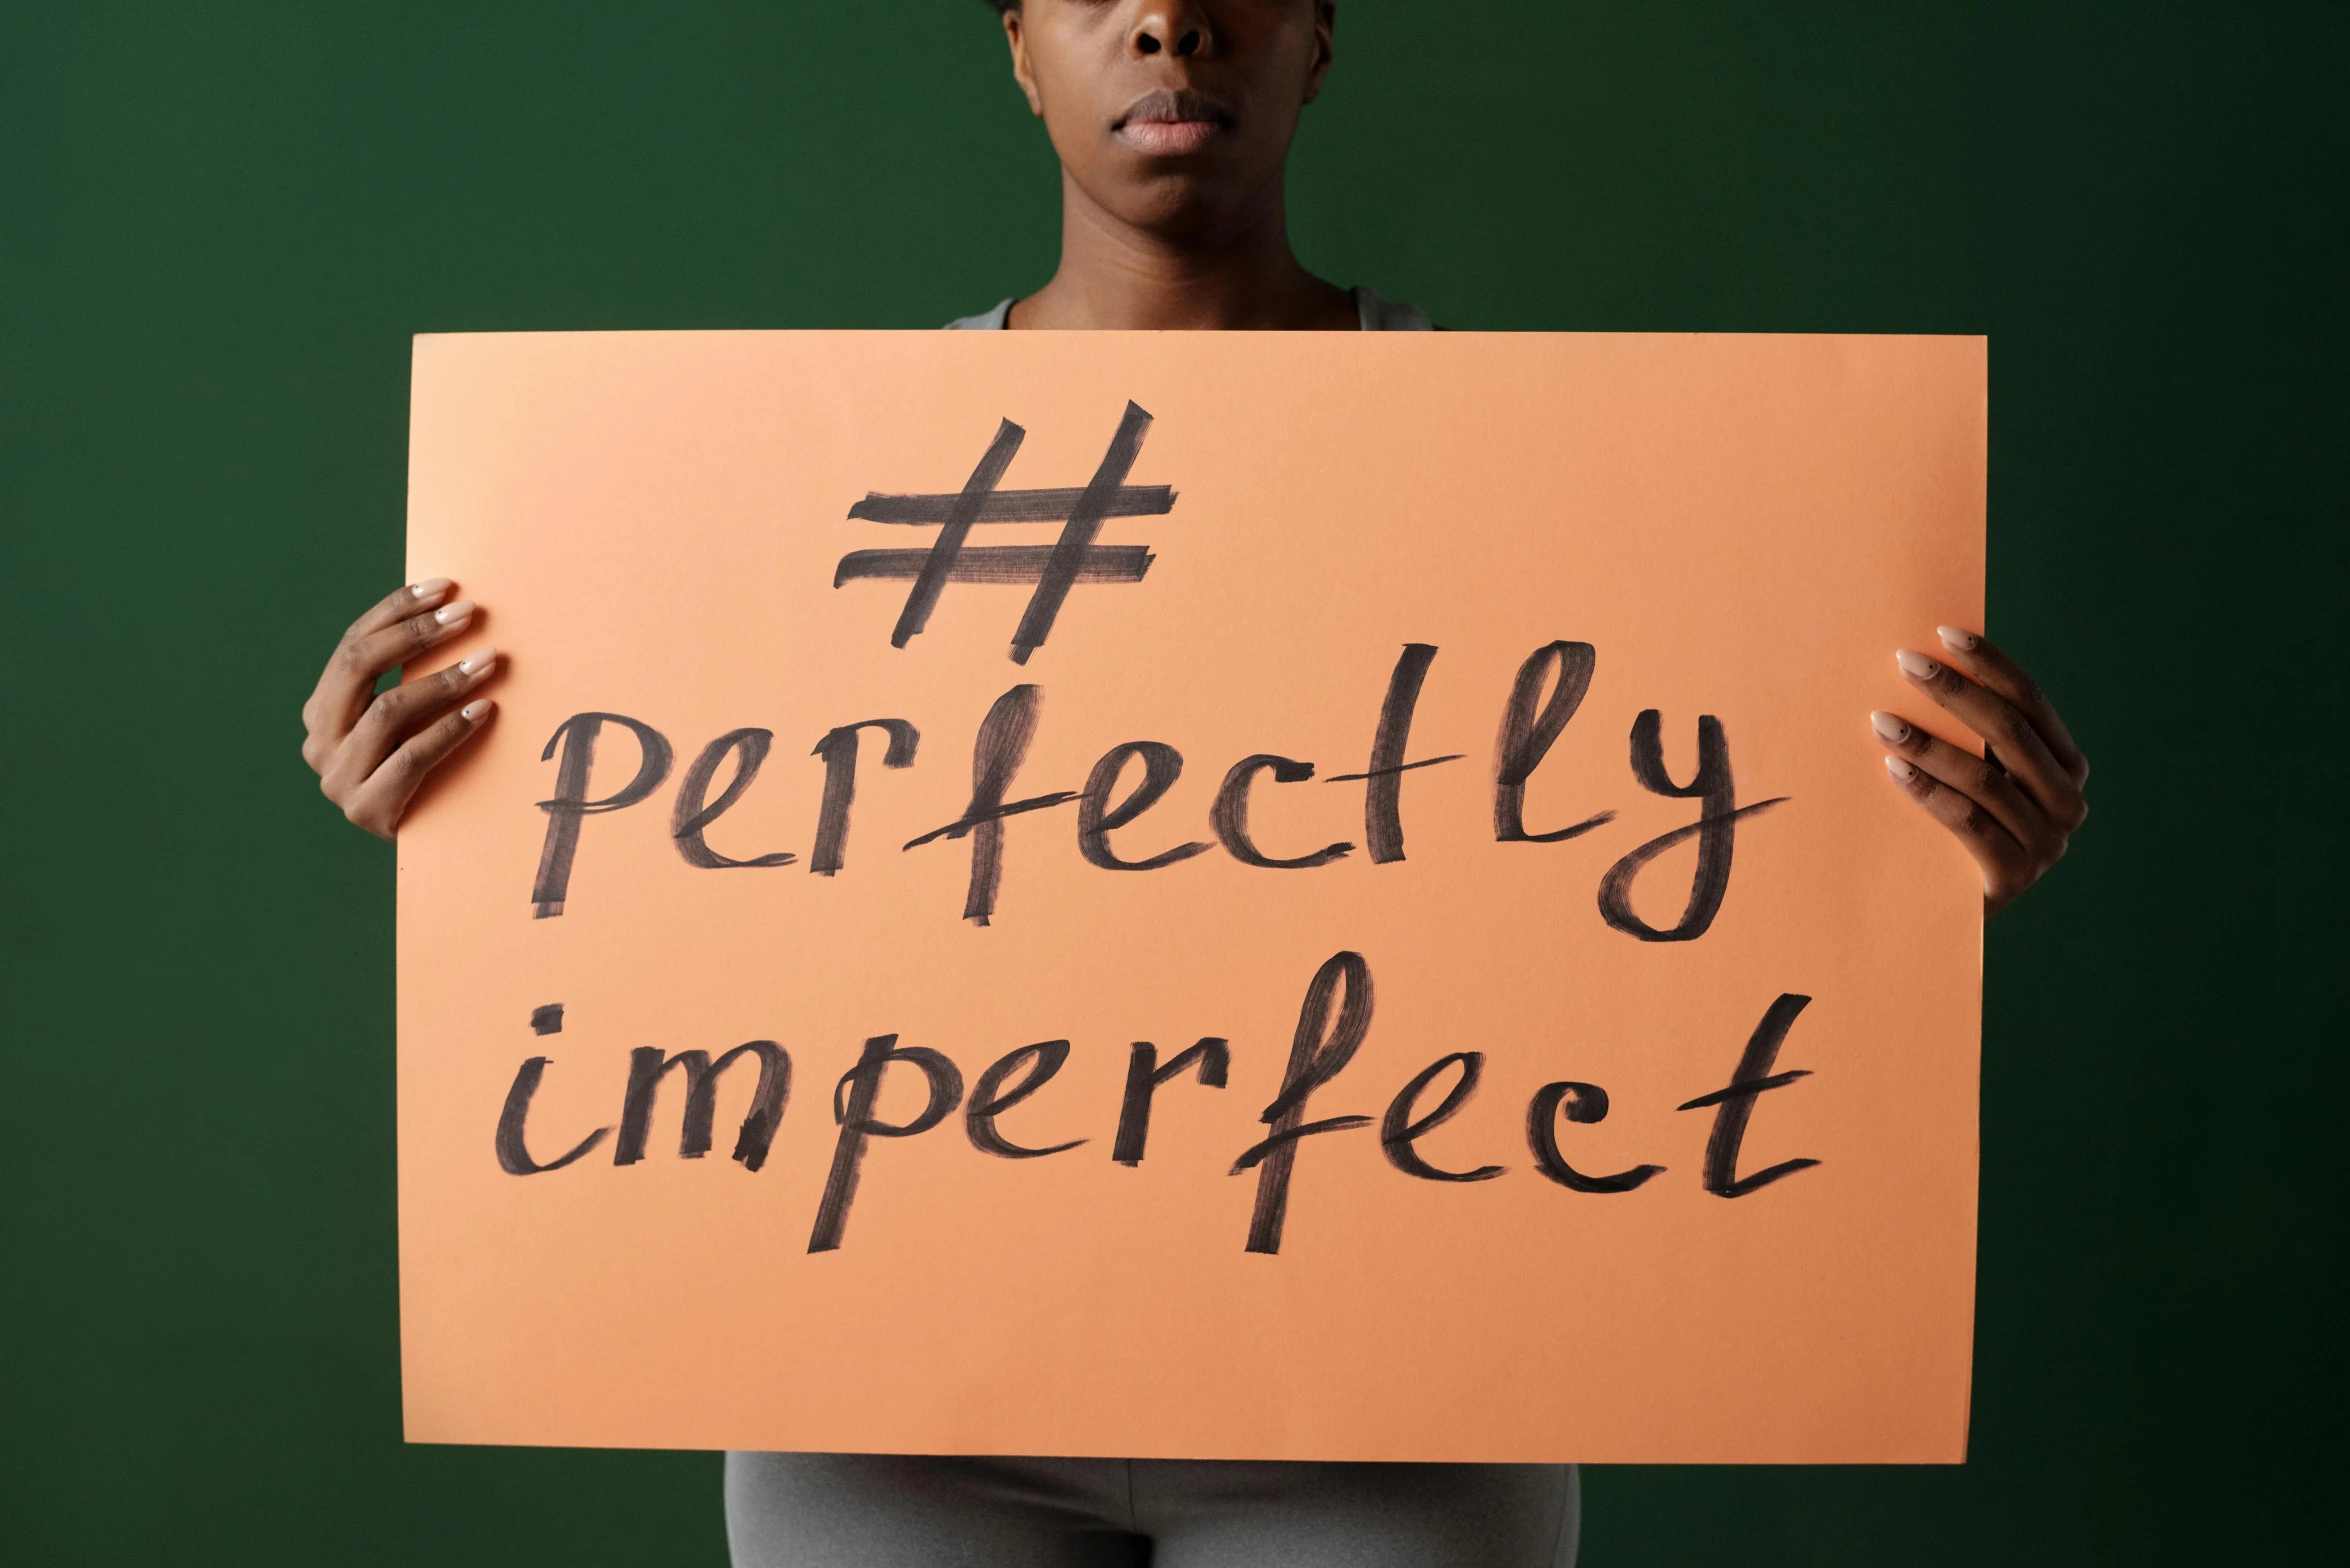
[
  {"x1": 1115, "y1": 118, "x2": 1225, "y2": 156},
  {"x1": 1113, "y1": 90, "x2": 1234, "y2": 157}
]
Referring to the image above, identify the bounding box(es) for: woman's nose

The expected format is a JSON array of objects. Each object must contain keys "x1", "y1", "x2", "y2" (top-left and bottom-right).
[{"x1": 1131, "y1": 4, "x2": 1216, "y2": 60}]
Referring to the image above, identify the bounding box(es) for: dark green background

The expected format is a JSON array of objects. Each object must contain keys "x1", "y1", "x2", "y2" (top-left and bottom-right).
[{"x1": 4, "y1": 2, "x2": 2340, "y2": 1562}]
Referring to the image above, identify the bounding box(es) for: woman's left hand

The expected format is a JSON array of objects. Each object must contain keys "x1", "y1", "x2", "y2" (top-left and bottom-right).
[{"x1": 1870, "y1": 626, "x2": 2090, "y2": 915}]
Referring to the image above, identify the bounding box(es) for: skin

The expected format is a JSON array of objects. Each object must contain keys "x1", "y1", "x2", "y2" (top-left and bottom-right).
[
  {"x1": 301, "y1": 0, "x2": 2090, "y2": 913},
  {"x1": 1000, "y1": 0, "x2": 1356, "y2": 329}
]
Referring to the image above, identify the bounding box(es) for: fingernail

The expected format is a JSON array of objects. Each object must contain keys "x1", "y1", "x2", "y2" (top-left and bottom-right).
[
  {"x1": 461, "y1": 699, "x2": 495, "y2": 721},
  {"x1": 434, "y1": 600, "x2": 475, "y2": 626},
  {"x1": 458, "y1": 647, "x2": 499, "y2": 676},
  {"x1": 1936, "y1": 625, "x2": 1978, "y2": 651},
  {"x1": 1895, "y1": 648, "x2": 1939, "y2": 679},
  {"x1": 411, "y1": 577, "x2": 452, "y2": 599},
  {"x1": 1884, "y1": 755, "x2": 1918, "y2": 782},
  {"x1": 1869, "y1": 711, "x2": 1911, "y2": 744}
]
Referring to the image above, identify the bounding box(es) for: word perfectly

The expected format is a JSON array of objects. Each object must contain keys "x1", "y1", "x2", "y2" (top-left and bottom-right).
[{"x1": 527, "y1": 641, "x2": 1789, "y2": 934}]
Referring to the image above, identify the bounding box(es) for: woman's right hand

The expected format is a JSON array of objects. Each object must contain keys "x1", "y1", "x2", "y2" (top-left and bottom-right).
[{"x1": 300, "y1": 578, "x2": 500, "y2": 839}]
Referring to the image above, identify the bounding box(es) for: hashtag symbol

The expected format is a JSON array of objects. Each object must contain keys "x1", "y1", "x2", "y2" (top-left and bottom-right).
[{"x1": 835, "y1": 401, "x2": 1171, "y2": 664}]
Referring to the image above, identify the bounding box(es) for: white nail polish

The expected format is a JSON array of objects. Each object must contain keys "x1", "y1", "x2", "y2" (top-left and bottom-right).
[
  {"x1": 1869, "y1": 711, "x2": 1910, "y2": 744},
  {"x1": 459, "y1": 648, "x2": 499, "y2": 676},
  {"x1": 434, "y1": 600, "x2": 475, "y2": 626},
  {"x1": 411, "y1": 577, "x2": 453, "y2": 599},
  {"x1": 461, "y1": 700, "x2": 493, "y2": 721},
  {"x1": 1895, "y1": 648, "x2": 1938, "y2": 679},
  {"x1": 1884, "y1": 755, "x2": 1918, "y2": 782},
  {"x1": 1936, "y1": 625, "x2": 1978, "y2": 652}
]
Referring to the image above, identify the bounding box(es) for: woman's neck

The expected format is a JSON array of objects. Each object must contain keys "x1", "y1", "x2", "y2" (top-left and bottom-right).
[{"x1": 1008, "y1": 169, "x2": 1357, "y2": 331}]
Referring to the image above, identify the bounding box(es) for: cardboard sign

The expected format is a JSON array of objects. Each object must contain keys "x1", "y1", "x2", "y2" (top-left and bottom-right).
[{"x1": 398, "y1": 330, "x2": 1985, "y2": 1463}]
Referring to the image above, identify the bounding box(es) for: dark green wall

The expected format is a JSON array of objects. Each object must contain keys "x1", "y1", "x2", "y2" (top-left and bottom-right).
[{"x1": 3, "y1": 3, "x2": 2339, "y2": 1562}]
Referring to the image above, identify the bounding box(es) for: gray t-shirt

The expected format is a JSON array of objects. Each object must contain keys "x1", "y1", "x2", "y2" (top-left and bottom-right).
[{"x1": 947, "y1": 285, "x2": 1432, "y2": 331}]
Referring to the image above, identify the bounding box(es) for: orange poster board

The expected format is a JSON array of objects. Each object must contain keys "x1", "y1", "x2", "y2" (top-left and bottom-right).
[{"x1": 399, "y1": 330, "x2": 1985, "y2": 1463}]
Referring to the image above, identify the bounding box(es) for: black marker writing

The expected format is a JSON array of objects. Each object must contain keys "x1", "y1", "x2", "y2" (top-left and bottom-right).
[
  {"x1": 1011, "y1": 401, "x2": 1154, "y2": 664},
  {"x1": 1676, "y1": 992, "x2": 1819, "y2": 1197},
  {"x1": 671, "y1": 728, "x2": 795, "y2": 869},
  {"x1": 530, "y1": 712, "x2": 673, "y2": 918},
  {"x1": 1112, "y1": 1038, "x2": 1229, "y2": 1166},
  {"x1": 837, "y1": 402, "x2": 1170, "y2": 662},
  {"x1": 614, "y1": 1041, "x2": 791, "y2": 1171},
  {"x1": 1494, "y1": 641, "x2": 1613, "y2": 843},
  {"x1": 870, "y1": 417, "x2": 1024, "y2": 649},
  {"x1": 1079, "y1": 742, "x2": 1209, "y2": 871},
  {"x1": 808, "y1": 1034, "x2": 965, "y2": 1252},
  {"x1": 494, "y1": 1057, "x2": 610, "y2": 1175},
  {"x1": 489, "y1": 988, "x2": 1829, "y2": 1221},
  {"x1": 1526, "y1": 1080, "x2": 1664, "y2": 1194},
  {"x1": 835, "y1": 545, "x2": 1150, "y2": 588},
  {"x1": 903, "y1": 685, "x2": 1077, "y2": 925},
  {"x1": 1381, "y1": 1052, "x2": 1505, "y2": 1182},
  {"x1": 1597, "y1": 710, "x2": 1787, "y2": 942},
  {"x1": 1211, "y1": 756, "x2": 1352, "y2": 869},
  {"x1": 1231, "y1": 951, "x2": 1376, "y2": 1254},
  {"x1": 966, "y1": 1040, "x2": 1086, "y2": 1159},
  {"x1": 1326, "y1": 643, "x2": 1464, "y2": 864},
  {"x1": 809, "y1": 718, "x2": 919, "y2": 876}
]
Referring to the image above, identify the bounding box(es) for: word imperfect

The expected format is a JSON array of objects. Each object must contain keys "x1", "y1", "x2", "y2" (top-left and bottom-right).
[{"x1": 497, "y1": 952, "x2": 1822, "y2": 1254}]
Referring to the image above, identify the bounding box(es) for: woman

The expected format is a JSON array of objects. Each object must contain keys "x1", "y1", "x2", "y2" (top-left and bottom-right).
[{"x1": 299, "y1": 4, "x2": 2091, "y2": 1564}]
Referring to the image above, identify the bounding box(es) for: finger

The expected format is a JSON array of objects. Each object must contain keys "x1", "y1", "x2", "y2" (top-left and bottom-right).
[
  {"x1": 1934, "y1": 626, "x2": 2089, "y2": 786},
  {"x1": 321, "y1": 649, "x2": 500, "y2": 797},
  {"x1": 306, "y1": 581, "x2": 457, "y2": 750},
  {"x1": 1881, "y1": 753, "x2": 2032, "y2": 907},
  {"x1": 1894, "y1": 648, "x2": 2087, "y2": 831},
  {"x1": 303, "y1": 597, "x2": 477, "y2": 758},
  {"x1": 305, "y1": 580, "x2": 463, "y2": 742},
  {"x1": 1869, "y1": 710, "x2": 2052, "y2": 851},
  {"x1": 345, "y1": 577, "x2": 454, "y2": 644},
  {"x1": 339, "y1": 699, "x2": 496, "y2": 840}
]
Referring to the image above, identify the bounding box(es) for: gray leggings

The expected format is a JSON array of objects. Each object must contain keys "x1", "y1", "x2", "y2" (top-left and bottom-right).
[{"x1": 724, "y1": 1452, "x2": 1579, "y2": 1568}]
